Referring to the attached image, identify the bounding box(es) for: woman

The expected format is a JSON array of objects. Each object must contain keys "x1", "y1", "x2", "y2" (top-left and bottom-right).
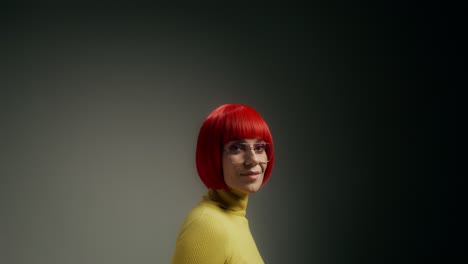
[{"x1": 170, "y1": 103, "x2": 274, "y2": 264}]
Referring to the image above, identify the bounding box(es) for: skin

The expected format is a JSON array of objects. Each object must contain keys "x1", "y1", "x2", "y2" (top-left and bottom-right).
[{"x1": 222, "y1": 138, "x2": 268, "y2": 195}]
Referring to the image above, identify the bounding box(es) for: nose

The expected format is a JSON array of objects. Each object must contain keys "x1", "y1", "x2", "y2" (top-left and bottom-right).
[{"x1": 244, "y1": 148, "x2": 261, "y2": 166}]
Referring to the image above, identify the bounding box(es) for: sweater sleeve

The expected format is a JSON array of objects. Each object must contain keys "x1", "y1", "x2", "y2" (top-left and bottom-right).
[{"x1": 170, "y1": 211, "x2": 228, "y2": 264}]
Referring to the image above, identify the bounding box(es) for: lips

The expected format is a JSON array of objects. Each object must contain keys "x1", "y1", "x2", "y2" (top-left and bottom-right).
[{"x1": 241, "y1": 171, "x2": 260, "y2": 176}]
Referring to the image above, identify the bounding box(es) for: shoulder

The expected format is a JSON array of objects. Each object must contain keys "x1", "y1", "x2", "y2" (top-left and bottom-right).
[
  {"x1": 178, "y1": 202, "x2": 230, "y2": 239},
  {"x1": 171, "y1": 203, "x2": 231, "y2": 263}
]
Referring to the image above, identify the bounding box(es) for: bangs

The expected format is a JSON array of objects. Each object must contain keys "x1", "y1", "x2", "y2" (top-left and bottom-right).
[{"x1": 221, "y1": 108, "x2": 272, "y2": 144}]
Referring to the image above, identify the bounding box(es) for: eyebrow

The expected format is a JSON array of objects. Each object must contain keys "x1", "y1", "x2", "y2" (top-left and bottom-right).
[{"x1": 228, "y1": 139, "x2": 265, "y2": 144}]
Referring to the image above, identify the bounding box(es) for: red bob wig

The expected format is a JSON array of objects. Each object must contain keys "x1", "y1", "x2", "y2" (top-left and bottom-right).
[{"x1": 196, "y1": 104, "x2": 274, "y2": 189}]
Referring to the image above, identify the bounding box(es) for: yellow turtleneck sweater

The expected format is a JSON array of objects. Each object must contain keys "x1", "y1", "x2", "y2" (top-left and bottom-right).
[{"x1": 170, "y1": 189, "x2": 264, "y2": 264}]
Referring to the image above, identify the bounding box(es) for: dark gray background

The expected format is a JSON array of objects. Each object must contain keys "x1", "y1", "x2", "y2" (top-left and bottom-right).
[{"x1": 1, "y1": 3, "x2": 453, "y2": 264}]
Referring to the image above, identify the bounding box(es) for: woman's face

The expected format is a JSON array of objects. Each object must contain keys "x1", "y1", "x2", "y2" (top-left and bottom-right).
[{"x1": 222, "y1": 138, "x2": 269, "y2": 195}]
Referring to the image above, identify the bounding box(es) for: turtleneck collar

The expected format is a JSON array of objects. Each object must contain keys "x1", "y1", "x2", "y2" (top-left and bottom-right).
[{"x1": 203, "y1": 188, "x2": 249, "y2": 217}]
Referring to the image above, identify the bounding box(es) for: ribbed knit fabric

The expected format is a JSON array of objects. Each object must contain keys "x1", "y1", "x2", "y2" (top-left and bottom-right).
[{"x1": 170, "y1": 189, "x2": 264, "y2": 264}]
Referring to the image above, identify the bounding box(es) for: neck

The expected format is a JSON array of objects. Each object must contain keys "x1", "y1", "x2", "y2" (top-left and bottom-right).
[{"x1": 205, "y1": 188, "x2": 249, "y2": 216}]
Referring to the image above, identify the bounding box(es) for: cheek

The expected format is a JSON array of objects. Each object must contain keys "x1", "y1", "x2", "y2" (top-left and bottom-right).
[
  {"x1": 221, "y1": 156, "x2": 230, "y2": 172},
  {"x1": 222, "y1": 158, "x2": 238, "y2": 177},
  {"x1": 225, "y1": 164, "x2": 239, "y2": 176}
]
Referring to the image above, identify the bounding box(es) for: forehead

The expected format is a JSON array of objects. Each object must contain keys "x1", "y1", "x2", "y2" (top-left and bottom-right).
[{"x1": 225, "y1": 138, "x2": 265, "y2": 144}]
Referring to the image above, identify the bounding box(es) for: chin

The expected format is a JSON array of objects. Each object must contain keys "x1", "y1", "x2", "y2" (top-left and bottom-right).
[
  {"x1": 243, "y1": 185, "x2": 262, "y2": 194},
  {"x1": 227, "y1": 179, "x2": 263, "y2": 195}
]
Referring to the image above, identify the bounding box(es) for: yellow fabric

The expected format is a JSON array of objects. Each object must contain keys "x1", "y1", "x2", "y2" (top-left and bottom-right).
[{"x1": 170, "y1": 189, "x2": 264, "y2": 264}]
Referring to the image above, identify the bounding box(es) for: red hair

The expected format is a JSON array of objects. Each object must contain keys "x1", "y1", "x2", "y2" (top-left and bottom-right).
[{"x1": 196, "y1": 104, "x2": 275, "y2": 189}]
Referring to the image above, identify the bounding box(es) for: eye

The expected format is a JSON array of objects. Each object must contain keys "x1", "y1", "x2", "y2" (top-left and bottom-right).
[
  {"x1": 228, "y1": 143, "x2": 244, "y2": 153},
  {"x1": 253, "y1": 143, "x2": 267, "y2": 153}
]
